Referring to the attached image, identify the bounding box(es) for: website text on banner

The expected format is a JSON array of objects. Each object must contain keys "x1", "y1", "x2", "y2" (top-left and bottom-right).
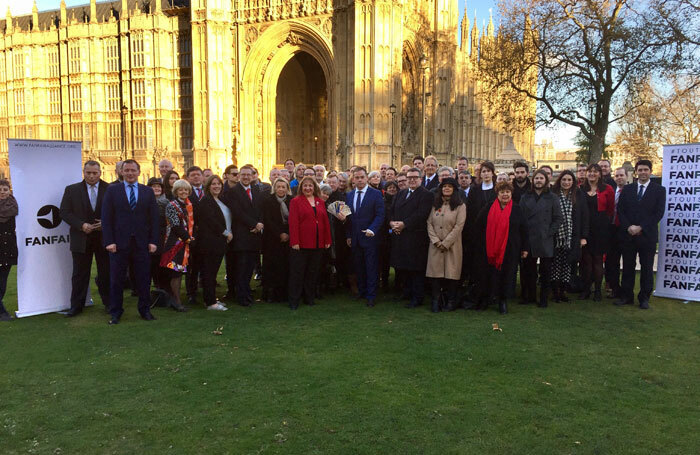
[
  {"x1": 655, "y1": 143, "x2": 700, "y2": 302},
  {"x1": 8, "y1": 139, "x2": 82, "y2": 317}
]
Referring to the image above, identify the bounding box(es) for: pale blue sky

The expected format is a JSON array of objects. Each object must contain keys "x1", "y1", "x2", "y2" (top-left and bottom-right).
[{"x1": 19, "y1": 0, "x2": 574, "y2": 147}]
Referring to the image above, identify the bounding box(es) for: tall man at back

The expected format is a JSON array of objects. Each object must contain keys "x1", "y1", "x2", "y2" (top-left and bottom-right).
[
  {"x1": 101, "y1": 159, "x2": 160, "y2": 324},
  {"x1": 615, "y1": 160, "x2": 666, "y2": 309},
  {"x1": 60, "y1": 160, "x2": 111, "y2": 317},
  {"x1": 343, "y1": 167, "x2": 384, "y2": 307}
]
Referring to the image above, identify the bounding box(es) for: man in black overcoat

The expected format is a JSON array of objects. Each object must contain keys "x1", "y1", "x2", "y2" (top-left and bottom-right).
[
  {"x1": 222, "y1": 165, "x2": 264, "y2": 307},
  {"x1": 389, "y1": 168, "x2": 434, "y2": 308},
  {"x1": 59, "y1": 160, "x2": 111, "y2": 316}
]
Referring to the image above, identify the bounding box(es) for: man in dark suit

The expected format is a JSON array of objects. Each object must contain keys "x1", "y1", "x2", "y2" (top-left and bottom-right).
[
  {"x1": 222, "y1": 164, "x2": 264, "y2": 307},
  {"x1": 615, "y1": 160, "x2": 666, "y2": 309},
  {"x1": 422, "y1": 155, "x2": 439, "y2": 191},
  {"x1": 185, "y1": 166, "x2": 204, "y2": 305},
  {"x1": 457, "y1": 170, "x2": 471, "y2": 203},
  {"x1": 59, "y1": 160, "x2": 111, "y2": 317},
  {"x1": 342, "y1": 167, "x2": 384, "y2": 307},
  {"x1": 389, "y1": 168, "x2": 433, "y2": 308},
  {"x1": 101, "y1": 159, "x2": 160, "y2": 324}
]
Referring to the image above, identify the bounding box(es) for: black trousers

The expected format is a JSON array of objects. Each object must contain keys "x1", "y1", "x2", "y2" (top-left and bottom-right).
[
  {"x1": 0, "y1": 265, "x2": 11, "y2": 315},
  {"x1": 201, "y1": 249, "x2": 225, "y2": 307},
  {"x1": 108, "y1": 238, "x2": 151, "y2": 319},
  {"x1": 605, "y1": 226, "x2": 622, "y2": 293},
  {"x1": 621, "y1": 239, "x2": 656, "y2": 302},
  {"x1": 70, "y1": 234, "x2": 110, "y2": 312},
  {"x1": 431, "y1": 278, "x2": 459, "y2": 302},
  {"x1": 400, "y1": 269, "x2": 425, "y2": 304},
  {"x1": 235, "y1": 251, "x2": 258, "y2": 305},
  {"x1": 185, "y1": 244, "x2": 202, "y2": 298},
  {"x1": 522, "y1": 256, "x2": 553, "y2": 299},
  {"x1": 288, "y1": 248, "x2": 322, "y2": 307},
  {"x1": 225, "y1": 245, "x2": 236, "y2": 296}
]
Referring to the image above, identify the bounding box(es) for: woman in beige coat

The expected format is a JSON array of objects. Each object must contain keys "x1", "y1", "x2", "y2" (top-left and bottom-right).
[{"x1": 426, "y1": 178, "x2": 466, "y2": 312}]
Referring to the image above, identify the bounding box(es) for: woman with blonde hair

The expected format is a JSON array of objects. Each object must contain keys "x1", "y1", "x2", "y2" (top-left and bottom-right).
[
  {"x1": 262, "y1": 178, "x2": 293, "y2": 302},
  {"x1": 159, "y1": 179, "x2": 194, "y2": 312}
]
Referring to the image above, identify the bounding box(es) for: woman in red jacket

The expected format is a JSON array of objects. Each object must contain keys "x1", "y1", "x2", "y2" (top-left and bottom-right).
[
  {"x1": 579, "y1": 163, "x2": 615, "y2": 301},
  {"x1": 288, "y1": 176, "x2": 332, "y2": 309}
]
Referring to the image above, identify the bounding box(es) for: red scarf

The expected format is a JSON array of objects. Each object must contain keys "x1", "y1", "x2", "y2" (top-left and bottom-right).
[{"x1": 485, "y1": 199, "x2": 512, "y2": 270}]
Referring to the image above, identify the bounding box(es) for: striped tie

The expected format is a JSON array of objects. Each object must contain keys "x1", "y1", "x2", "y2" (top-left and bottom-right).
[{"x1": 128, "y1": 184, "x2": 136, "y2": 210}]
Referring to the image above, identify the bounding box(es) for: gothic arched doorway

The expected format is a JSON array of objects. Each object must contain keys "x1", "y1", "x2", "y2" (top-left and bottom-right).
[{"x1": 275, "y1": 52, "x2": 328, "y2": 165}]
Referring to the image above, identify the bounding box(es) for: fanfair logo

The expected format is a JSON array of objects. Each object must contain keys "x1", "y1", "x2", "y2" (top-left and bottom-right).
[
  {"x1": 37, "y1": 205, "x2": 62, "y2": 229},
  {"x1": 24, "y1": 205, "x2": 69, "y2": 247}
]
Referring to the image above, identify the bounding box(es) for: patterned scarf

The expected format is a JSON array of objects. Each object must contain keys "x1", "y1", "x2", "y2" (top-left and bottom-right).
[{"x1": 556, "y1": 193, "x2": 573, "y2": 249}]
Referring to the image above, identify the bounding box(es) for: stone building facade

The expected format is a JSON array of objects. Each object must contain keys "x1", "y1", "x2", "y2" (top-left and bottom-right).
[{"x1": 0, "y1": 0, "x2": 535, "y2": 181}]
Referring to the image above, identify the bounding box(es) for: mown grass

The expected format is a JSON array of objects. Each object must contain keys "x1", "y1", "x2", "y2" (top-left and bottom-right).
[{"x1": 1, "y1": 267, "x2": 698, "y2": 454}]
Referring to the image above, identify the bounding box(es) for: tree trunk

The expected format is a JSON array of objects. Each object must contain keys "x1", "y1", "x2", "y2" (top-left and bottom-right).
[{"x1": 588, "y1": 123, "x2": 608, "y2": 164}]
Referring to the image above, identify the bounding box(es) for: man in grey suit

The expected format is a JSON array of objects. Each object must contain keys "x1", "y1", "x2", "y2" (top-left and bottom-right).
[{"x1": 59, "y1": 160, "x2": 111, "y2": 317}]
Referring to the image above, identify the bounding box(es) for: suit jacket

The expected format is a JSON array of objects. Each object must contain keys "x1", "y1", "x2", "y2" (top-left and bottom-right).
[
  {"x1": 617, "y1": 181, "x2": 666, "y2": 245},
  {"x1": 345, "y1": 186, "x2": 385, "y2": 249},
  {"x1": 101, "y1": 182, "x2": 160, "y2": 250},
  {"x1": 423, "y1": 174, "x2": 439, "y2": 191},
  {"x1": 60, "y1": 179, "x2": 109, "y2": 253},
  {"x1": 519, "y1": 190, "x2": 563, "y2": 258},
  {"x1": 195, "y1": 195, "x2": 229, "y2": 254},
  {"x1": 289, "y1": 196, "x2": 332, "y2": 249},
  {"x1": 223, "y1": 183, "x2": 264, "y2": 252},
  {"x1": 389, "y1": 186, "x2": 434, "y2": 271},
  {"x1": 262, "y1": 193, "x2": 291, "y2": 253},
  {"x1": 465, "y1": 184, "x2": 497, "y2": 244}
]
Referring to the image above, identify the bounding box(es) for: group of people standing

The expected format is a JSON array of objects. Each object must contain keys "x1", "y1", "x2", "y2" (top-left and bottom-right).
[{"x1": 0, "y1": 153, "x2": 665, "y2": 323}]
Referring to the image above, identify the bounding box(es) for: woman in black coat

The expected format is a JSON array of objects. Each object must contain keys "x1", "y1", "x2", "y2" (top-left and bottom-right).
[
  {"x1": 474, "y1": 181, "x2": 529, "y2": 314},
  {"x1": 0, "y1": 179, "x2": 17, "y2": 321},
  {"x1": 379, "y1": 181, "x2": 399, "y2": 289},
  {"x1": 195, "y1": 175, "x2": 231, "y2": 311},
  {"x1": 551, "y1": 170, "x2": 590, "y2": 302},
  {"x1": 262, "y1": 178, "x2": 292, "y2": 302}
]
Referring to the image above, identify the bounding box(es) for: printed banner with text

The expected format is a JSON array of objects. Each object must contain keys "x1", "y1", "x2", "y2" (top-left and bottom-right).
[
  {"x1": 655, "y1": 143, "x2": 700, "y2": 302},
  {"x1": 8, "y1": 139, "x2": 82, "y2": 317}
]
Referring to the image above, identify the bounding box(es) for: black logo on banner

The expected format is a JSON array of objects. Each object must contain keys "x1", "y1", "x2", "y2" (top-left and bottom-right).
[{"x1": 37, "y1": 205, "x2": 62, "y2": 229}]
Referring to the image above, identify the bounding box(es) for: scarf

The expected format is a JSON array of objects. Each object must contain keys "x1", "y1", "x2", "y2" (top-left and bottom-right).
[
  {"x1": 161, "y1": 199, "x2": 194, "y2": 272},
  {"x1": 0, "y1": 195, "x2": 18, "y2": 223},
  {"x1": 556, "y1": 193, "x2": 573, "y2": 249},
  {"x1": 485, "y1": 199, "x2": 512, "y2": 271},
  {"x1": 276, "y1": 195, "x2": 289, "y2": 224}
]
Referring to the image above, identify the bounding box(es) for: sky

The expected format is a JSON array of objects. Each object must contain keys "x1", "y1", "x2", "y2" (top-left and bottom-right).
[{"x1": 19, "y1": 0, "x2": 576, "y2": 148}]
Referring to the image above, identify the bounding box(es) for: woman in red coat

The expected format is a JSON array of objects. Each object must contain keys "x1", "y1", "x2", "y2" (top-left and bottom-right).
[{"x1": 288, "y1": 176, "x2": 332, "y2": 309}]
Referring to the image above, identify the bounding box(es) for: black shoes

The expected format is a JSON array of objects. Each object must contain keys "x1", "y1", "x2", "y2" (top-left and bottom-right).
[
  {"x1": 366, "y1": 299, "x2": 376, "y2": 308},
  {"x1": 108, "y1": 317, "x2": 120, "y2": 325},
  {"x1": 498, "y1": 300, "x2": 508, "y2": 315},
  {"x1": 639, "y1": 299, "x2": 650, "y2": 310},
  {"x1": 65, "y1": 308, "x2": 82, "y2": 318},
  {"x1": 0, "y1": 312, "x2": 13, "y2": 322},
  {"x1": 430, "y1": 299, "x2": 440, "y2": 313},
  {"x1": 578, "y1": 289, "x2": 591, "y2": 300},
  {"x1": 593, "y1": 290, "x2": 602, "y2": 302},
  {"x1": 613, "y1": 298, "x2": 633, "y2": 306},
  {"x1": 187, "y1": 296, "x2": 198, "y2": 306},
  {"x1": 141, "y1": 312, "x2": 156, "y2": 321}
]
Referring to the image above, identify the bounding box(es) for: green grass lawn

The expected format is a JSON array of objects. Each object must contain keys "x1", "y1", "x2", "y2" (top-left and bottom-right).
[{"x1": 1, "y1": 267, "x2": 699, "y2": 454}]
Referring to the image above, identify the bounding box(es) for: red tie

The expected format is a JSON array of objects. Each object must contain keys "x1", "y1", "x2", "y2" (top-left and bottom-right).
[{"x1": 246, "y1": 188, "x2": 252, "y2": 201}]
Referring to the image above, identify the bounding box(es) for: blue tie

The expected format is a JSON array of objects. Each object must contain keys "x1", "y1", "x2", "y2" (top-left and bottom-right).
[
  {"x1": 128, "y1": 184, "x2": 136, "y2": 210},
  {"x1": 637, "y1": 184, "x2": 644, "y2": 201},
  {"x1": 355, "y1": 190, "x2": 363, "y2": 212}
]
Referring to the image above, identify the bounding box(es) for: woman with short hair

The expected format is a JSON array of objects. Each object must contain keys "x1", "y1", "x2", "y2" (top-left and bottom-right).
[
  {"x1": 0, "y1": 179, "x2": 17, "y2": 321},
  {"x1": 262, "y1": 178, "x2": 292, "y2": 302},
  {"x1": 288, "y1": 176, "x2": 332, "y2": 309},
  {"x1": 195, "y1": 175, "x2": 231, "y2": 311},
  {"x1": 159, "y1": 179, "x2": 194, "y2": 312},
  {"x1": 426, "y1": 178, "x2": 466, "y2": 312}
]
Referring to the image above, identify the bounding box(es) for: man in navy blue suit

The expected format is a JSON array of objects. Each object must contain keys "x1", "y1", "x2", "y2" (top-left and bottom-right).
[
  {"x1": 341, "y1": 167, "x2": 384, "y2": 307},
  {"x1": 101, "y1": 159, "x2": 160, "y2": 324},
  {"x1": 614, "y1": 160, "x2": 666, "y2": 309}
]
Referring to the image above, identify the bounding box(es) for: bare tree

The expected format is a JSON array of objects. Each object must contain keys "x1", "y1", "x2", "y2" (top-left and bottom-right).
[{"x1": 478, "y1": 0, "x2": 699, "y2": 163}]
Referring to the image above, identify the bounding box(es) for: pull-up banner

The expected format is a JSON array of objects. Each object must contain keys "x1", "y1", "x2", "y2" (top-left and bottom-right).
[
  {"x1": 655, "y1": 142, "x2": 700, "y2": 302},
  {"x1": 8, "y1": 139, "x2": 82, "y2": 317}
]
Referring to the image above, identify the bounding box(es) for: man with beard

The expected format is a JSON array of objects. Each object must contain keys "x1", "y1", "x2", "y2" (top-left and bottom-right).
[
  {"x1": 389, "y1": 168, "x2": 433, "y2": 308},
  {"x1": 598, "y1": 159, "x2": 616, "y2": 188},
  {"x1": 519, "y1": 169, "x2": 562, "y2": 308},
  {"x1": 511, "y1": 161, "x2": 531, "y2": 203}
]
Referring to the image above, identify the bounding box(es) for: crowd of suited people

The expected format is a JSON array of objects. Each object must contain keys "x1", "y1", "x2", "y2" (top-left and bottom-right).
[{"x1": 0, "y1": 153, "x2": 666, "y2": 323}]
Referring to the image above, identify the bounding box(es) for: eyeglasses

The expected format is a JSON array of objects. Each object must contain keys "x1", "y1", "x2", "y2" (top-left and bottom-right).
[
  {"x1": 227, "y1": 172, "x2": 239, "y2": 176},
  {"x1": 407, "y1": 176, "x2": 421, "y2": 180}
]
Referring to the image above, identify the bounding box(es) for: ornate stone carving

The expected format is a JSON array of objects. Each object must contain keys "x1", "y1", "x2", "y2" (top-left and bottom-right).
[
  {"x1": 245, "y1": 26, "x2": 259, "y2": 45},
  {"x1": 321, "y1": 17, "x2": 332, "y2": 37}
]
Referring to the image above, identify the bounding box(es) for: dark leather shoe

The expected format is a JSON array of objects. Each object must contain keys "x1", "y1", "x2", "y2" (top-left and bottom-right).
[
  {"x1": 404, "y1": 300, "x2": 421, "y2": 308},
  {"x1": 65, "y1": 308, "x2": 82, "y2": 317},
  {"x1": 639, "y1": 300, "x2": 650, "y2": 309},
  {"x1": 366, "y1": 299, "x2": 375, "y2": 307},
  {"x1": 430, "y1": 300, "x2": 440, "y2": 313},
  {"x1": 108, "y1": 317, "x2": 120, "y2": 325},
  {"x1": 593, "y1": 290, "x2": 602, "y2": 302},
  {"x1": 187, "y1": 296, "x2": 197, "y2": 306},
  {"x1": 614, "y1": 298, "x2": 633, "y2": 306},
  {"x1": 498, "y1": 300, "x2": 508, "y2": 315},
  {"x1": 141, "y1": 313, "x2": 156, "y2": 321}
]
